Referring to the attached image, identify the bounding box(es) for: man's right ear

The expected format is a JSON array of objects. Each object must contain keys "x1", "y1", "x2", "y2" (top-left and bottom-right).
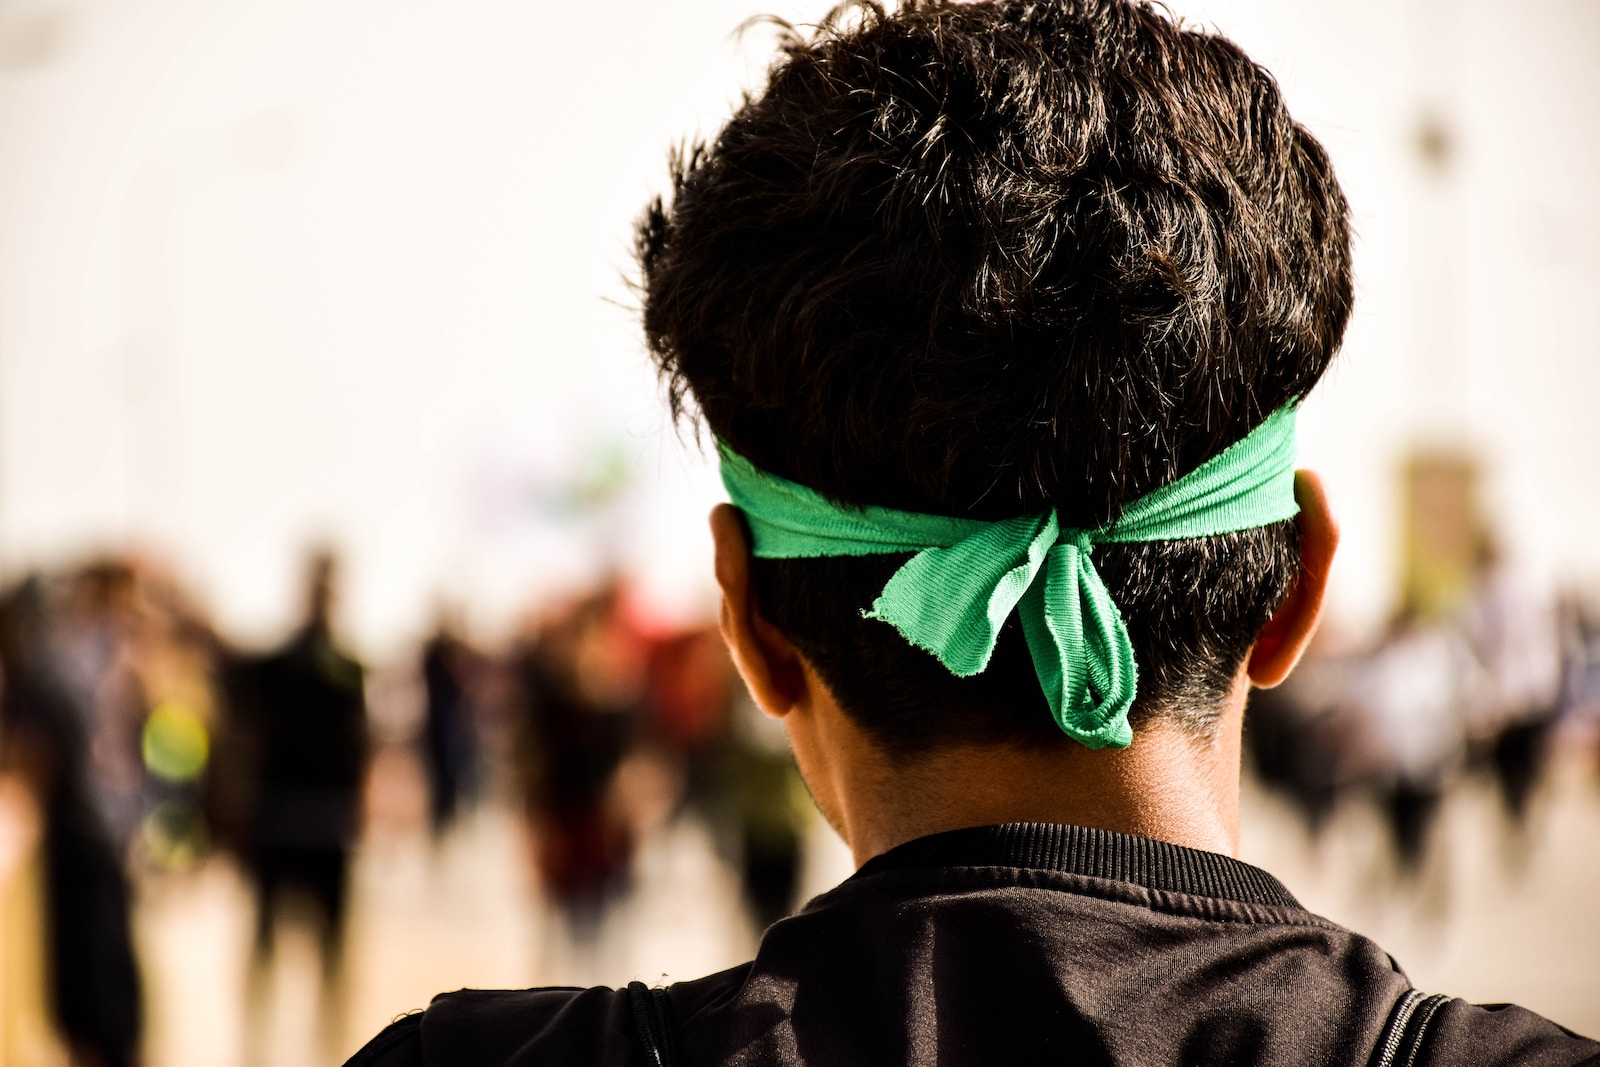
[{"x1": 710, "y1": 503, "x2": 809, "y2": 718}]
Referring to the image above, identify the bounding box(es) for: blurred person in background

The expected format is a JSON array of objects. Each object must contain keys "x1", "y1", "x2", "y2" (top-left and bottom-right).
[
  {"x1": 642, "y1": 618, "x2": 812, "y2": 933},
  {"x1": 716, "y1": 697, "x2": 810, "y2": 934},
  {"x1": 51, "y1": 562, "x2": 149, "y2": 861},
  {"x1": 1355, "y1": 607, "x2": 1476, "y2": 875},
  {"x1": 233, "y1": 550, "x2": 368, "y2": 1053},
  {"x1": 1554, "y1": 593, "x2": 1600, "y2": 766},
  {"x1": 512, "y1": 580, "x2": 644, "y2": 955},
  {"x1": 0, "y1": 576, "x2": 142, "y2": 1067},
  {"x1": 641, "y1": 620, "x2": 736, "y2": 821},
  {"x1": 1244, "y1": 636, "x2": 1366, "y2": 838},
  {"x1": 419, "y1": 610, "x2": 485, "y2": 844},
  {"x1": 1462, "y1": 541, "x2": 1564, "y2": 825},
  {"x1": 347, "y1": 1, "x2": 1597, "y2": 1063},
  {"x1": 128, "y1": 564, "x2": 229, "y2": 875}
]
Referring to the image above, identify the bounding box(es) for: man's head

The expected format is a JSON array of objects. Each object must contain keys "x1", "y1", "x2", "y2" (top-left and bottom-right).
[{"x1": 638, "y1": 0, "x2": 1351, "y2": 758}]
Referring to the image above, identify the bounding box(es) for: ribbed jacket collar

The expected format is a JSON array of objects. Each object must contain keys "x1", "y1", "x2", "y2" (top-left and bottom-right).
[{"x1": 848, "y1": 822, "x2": 1301, "y2": 909}]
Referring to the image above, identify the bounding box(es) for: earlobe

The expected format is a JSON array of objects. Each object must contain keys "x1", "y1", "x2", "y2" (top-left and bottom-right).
[
  {"x1": 710, "y1": 503, "x2": 808, "y2": 718},
  {"x1": 1247, "y1": 470, "x2": 1339, "y2": 689}
]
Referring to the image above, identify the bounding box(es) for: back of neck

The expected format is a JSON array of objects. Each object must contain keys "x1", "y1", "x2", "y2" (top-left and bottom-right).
[{"x1": 807, "y1": 686, "x2": 1248, "y2": 867}]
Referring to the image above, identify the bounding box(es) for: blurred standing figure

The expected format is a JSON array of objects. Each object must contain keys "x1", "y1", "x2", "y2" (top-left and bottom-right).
[
  {"x1": 1554, "y1": 595, "x2": 1600, "y2": 772},
  {"x1": 514, "y1": 582, "x2": 642, "y2": 949},
  {"x1": 419, "y1": 614, "x2": 482, "y2": 841},
  {"x1": 1357, "y1": 609, "x2": 1475, "y2": 873},
  {"x1": 241, "y1": 552, "x2": 368, "y2": 1048},
  {"x1": 51, "y1": 562, "x2": 150, "y2": 860},
  {"x1": 0, "y1": 577, "x2": 142, "y2": 1067},
  {"x1": 1463, "y1": 544, "x2": 1563, "y2": 824},
  {"x1": 1244, "y1": 644, "x2": 1364, "y2": 838},
  {"x1": 721, "y1": 700, "x2": 809, "y2": 933}
]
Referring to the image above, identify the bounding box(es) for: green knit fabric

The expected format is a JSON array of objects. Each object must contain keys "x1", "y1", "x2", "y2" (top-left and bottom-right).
[{"x1": 720, "y1": 405, "x2": 1300, "y2": 749}]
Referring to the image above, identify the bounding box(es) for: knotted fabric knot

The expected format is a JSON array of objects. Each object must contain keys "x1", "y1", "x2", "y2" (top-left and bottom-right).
[{"x1": 719, "y1": 405, "x2": 1301, "y2": 749}]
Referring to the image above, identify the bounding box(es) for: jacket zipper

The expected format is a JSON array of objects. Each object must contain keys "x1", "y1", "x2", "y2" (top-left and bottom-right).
[{"x1": 1372, "y1": 989, "x2": 1451, "y2": 1067}]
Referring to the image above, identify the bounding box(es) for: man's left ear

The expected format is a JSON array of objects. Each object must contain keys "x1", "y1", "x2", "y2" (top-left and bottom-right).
[
  {"x1": 1247, "y1": 470, "x2": 1339, "y2": 688},
  {"x1": 709, "y1": 503, "x2": 810, "y2": 718}
]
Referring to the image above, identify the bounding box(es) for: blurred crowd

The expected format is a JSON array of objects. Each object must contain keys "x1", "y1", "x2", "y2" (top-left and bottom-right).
[
  {"x1": 4, "y1": 541, "x2": 1600, "y2": 1064},
  {"x1": 1249, "y1": 545, "x2": 1600, "y2": 872},
  {"x1": 0, "y1": 553, "x2": 808, "y2": 1066}
]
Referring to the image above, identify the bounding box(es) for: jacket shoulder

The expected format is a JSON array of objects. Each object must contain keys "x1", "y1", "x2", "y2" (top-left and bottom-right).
[
  {"x1": 342, "y1": 974, "x2": 767, "y2": 1067},
  {"x1": 344, "y1": 986, "x2": 627, "y2": 1067},
  {"x1": 343, "y1": 1011, "x2": 422, "y2": 1067},
  {"x1": 1417, "y1": 999, "x2": 1599, "y2": 1067}
]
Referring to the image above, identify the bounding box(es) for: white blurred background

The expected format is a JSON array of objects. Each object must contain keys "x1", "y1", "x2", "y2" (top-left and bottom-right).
[{"x1": 0, "y1": 0, "x2": 1592, "y2": 656}]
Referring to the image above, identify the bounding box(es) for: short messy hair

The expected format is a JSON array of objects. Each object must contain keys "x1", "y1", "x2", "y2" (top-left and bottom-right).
[{"x1": 637, "y1": 0, "x2": 1352, "y2": 756}]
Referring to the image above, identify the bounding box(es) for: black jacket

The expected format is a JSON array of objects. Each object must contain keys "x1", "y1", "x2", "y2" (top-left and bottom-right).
[{"x1": 346, "y1": 823, "x2": 1598, "y2": 1066}]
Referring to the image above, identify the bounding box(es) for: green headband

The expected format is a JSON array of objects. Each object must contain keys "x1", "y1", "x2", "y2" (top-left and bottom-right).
[{"x1": 720, "y1": 405, "x2": 1300, "y2": 749}]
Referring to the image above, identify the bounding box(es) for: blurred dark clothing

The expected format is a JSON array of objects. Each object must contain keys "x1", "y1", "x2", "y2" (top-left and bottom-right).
[
  {"x1": 1246, "y1": 680, "x2": 1351, "y2": 835},
  {"x1": 0, "y1": 583, "x2": 142, "y2": 1067},
  {"x1": 1489, "y1": 713, "x2": 1555, "y2": 823},
  {"x1": 421, "y1": 632, "x2": 480, "y2": 837},
  {"x1": 252, "y1": 627, "x2": 367, "y2": 814},
  {"x1": 506, "y1": 583, "x2": 652, "y2": 930},
  {"x1": 721, "y1": 733, "x2": 805, "y2": 931},
  {"x1": 44, "y1": 808, "x2": 143, "y2": 1067},
  {"x1": 1386, "y1": 779, "x2": 1444, "y2": 874},
  {"x1": 1463, "y1": 566, "x2": 1563, "y2": 825},
  {"x1": 643, "y1": 627, "x2": 733, "y2": 809},
  {"x1": 516, "y1": 646, "x2": 634, "y2": 922},
  {"x1": 643, "y1": 624, "x2": 804, "y2": 931},
  {"x1": 344, "y1": 823, "x2": 1598, "y2": 1067},
  {"x1": 237, "y1": 624, "x2": 367, "y2": 958}
]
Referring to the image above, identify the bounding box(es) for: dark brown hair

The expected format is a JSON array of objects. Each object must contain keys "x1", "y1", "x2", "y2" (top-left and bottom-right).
[{"x1": 638, "y1": 0, "x2": 1351, "y2": 756}]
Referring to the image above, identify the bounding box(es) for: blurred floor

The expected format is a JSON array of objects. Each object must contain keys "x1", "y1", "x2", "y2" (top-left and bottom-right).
[{"x1": 131, "y1": 750, "x2": 1600, "y2": 1065}]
